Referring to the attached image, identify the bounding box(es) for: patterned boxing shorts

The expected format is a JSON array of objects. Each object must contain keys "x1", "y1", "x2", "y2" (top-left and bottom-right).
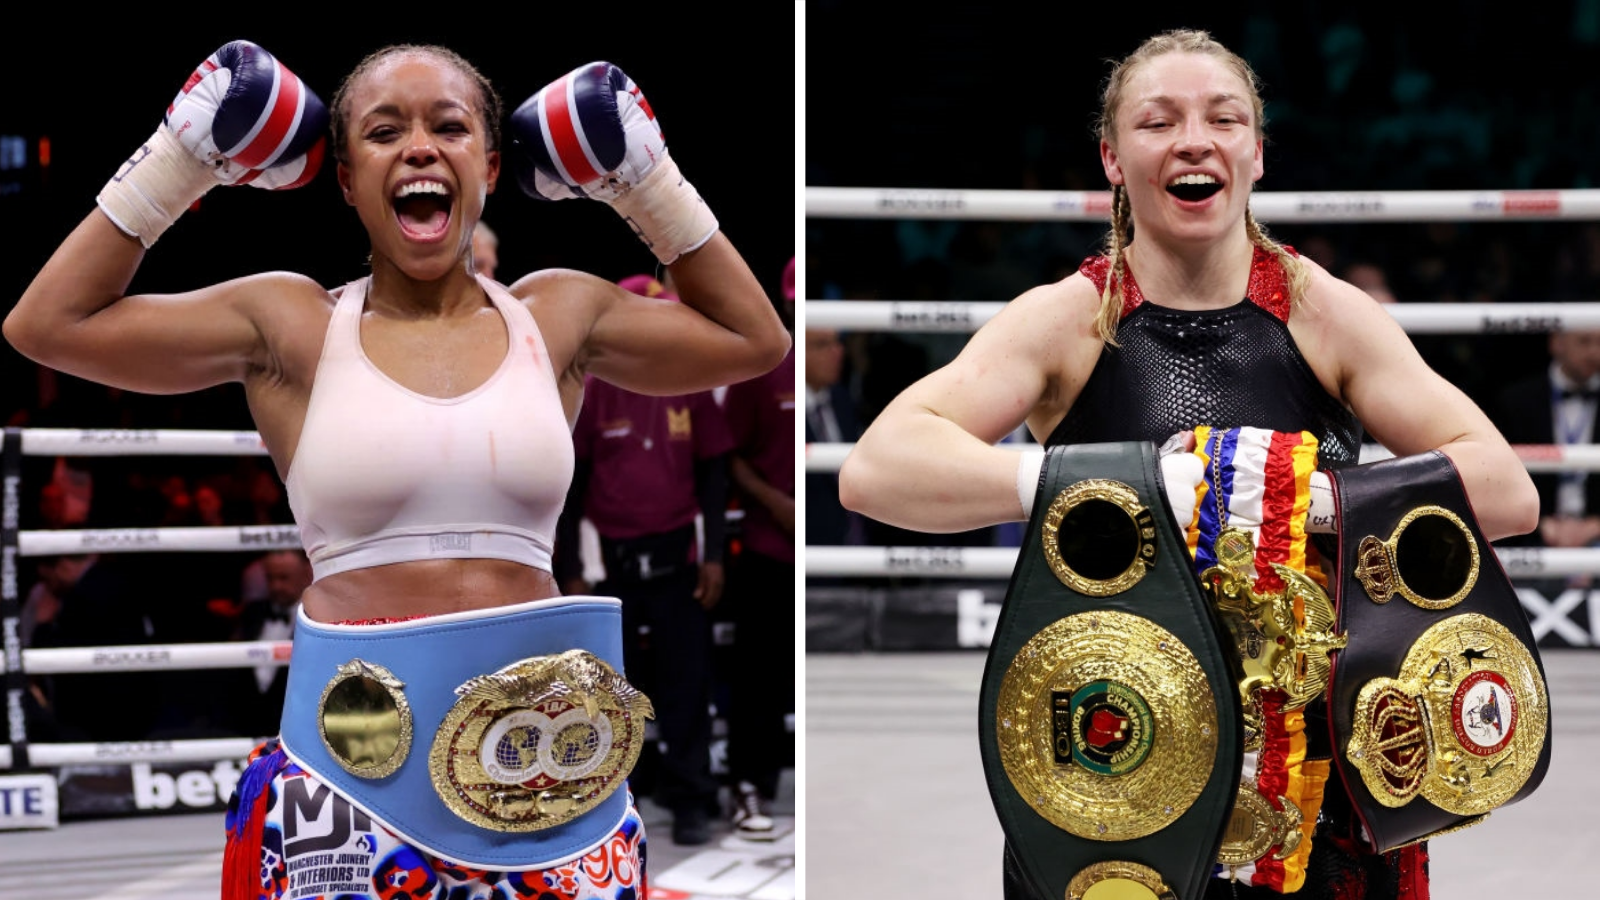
[{"x1": 225, "y1": 741, "x2": 647, "y2": 900}]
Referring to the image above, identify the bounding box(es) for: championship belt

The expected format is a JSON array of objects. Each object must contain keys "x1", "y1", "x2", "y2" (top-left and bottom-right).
[
  {"x1": 1327, "y1": 451, "x2": 1552, "y2": 852},
  {"x1": 1186, "y1": 426, "x2": 1341, "y2": 893},
  {"x1": 279, "y1": 597, "x2": 654, "y2": 869},
  {"x1": 978, "y1": 441, "x2": 1243, "y2": 900}
]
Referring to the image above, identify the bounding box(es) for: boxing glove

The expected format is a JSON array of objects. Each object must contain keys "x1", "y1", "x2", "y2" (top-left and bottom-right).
[
  {"x1": 97, "y1": 40, "x2": 328, "y2": 248},
  {"x1": 507, "y1": 61, "x2": 717, "y2": 265}
]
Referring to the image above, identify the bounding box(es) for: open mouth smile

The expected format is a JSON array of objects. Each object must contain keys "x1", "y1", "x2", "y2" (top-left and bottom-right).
[
  {"x1": 1166, "y1": 173, "x2": 1223, "y2": 202},
  {"x1": 393, "y1": 178, "x2": 453, "y2": 240}
]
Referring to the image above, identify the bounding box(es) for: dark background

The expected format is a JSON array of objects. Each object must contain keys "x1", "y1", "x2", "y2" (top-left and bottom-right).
[
  {"x1": 1, "y1": 13, "x2": 795, "y2": 429},
  {"x1": 806, "y1": 1, "x2": 1600, "y2": 419},
  {"x1": 807, "y1": 2, "x2": 1600, "y2": 193}
]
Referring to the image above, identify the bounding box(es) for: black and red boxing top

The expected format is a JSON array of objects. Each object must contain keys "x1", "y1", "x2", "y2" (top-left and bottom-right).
[{"x1": 1045, "y1": 245, "x2": 1363, "y2": 469}]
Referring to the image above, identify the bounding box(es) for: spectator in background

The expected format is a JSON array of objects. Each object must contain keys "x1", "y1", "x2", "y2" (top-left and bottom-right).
[
  {"x1": 15, "y1": 463, "x2": 96, "y2": 742},
  {"x1": 555, "y1": 273, "x2": 737, "y2": 846},
  {"x1": 229, "y1": 549, "x2": 313, "y2": 738},
  {"x1": 1492, "y1": 327, "x2": 1600, "y2": 558},
  {"x1": 237, "y1": 463, "x2": 295, "y2": 605},
  {"x1": 718, "y1": 257, "x2": 797, "y2": 839},
  {"x1": 29, "y1": 553, "x2": 160, "y2": 742},
  {"x1": 804, "y1": 326, "x2": 863, "y2": 547},
  {"x1": 471, "y1": 219, "x2": 499, "y2": 279},
  {"x1": 1344, "y1": 260, "x2": 1399, "y2": 305},
  {"x1": 33, "y1": 455, "x2": 95, "y2": 535}
]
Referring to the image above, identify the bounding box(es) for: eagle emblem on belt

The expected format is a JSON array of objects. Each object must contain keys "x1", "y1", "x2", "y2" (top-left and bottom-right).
[{"x1": 457, "y1": 649, "x2": 655, "y2": 722}]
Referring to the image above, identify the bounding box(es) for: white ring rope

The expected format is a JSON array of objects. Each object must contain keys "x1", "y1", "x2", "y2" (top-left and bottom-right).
[
  {"x1": 19, "y1": 428, "x2": 269, "y2": 456},
  {"x1": 805, "y1": 442, "x2": 1600, "y2": 474},
  {"x1": 0, "y1": 738, "x2": 262, "y2": 769},
  {"x1": 0, "y1": 427, "x2": 297, "y2": 772},
  {"x1": 805, "y1": 544, "x2": 1600, "y2": 581},
  {"x1": 16, "y1": 640, "x2": 290, "y2": 675},
  {"x1": 806, "y1": 186, "x2": 1600, "y2": 222},
  {"x1": 16, "y1": 524, "x2": 302, "y2": 556},
  {"x1": 803, "y1": 300, "x2": 1600, "y2": 334}
]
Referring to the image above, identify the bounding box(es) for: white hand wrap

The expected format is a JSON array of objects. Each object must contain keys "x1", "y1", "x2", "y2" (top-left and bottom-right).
[
  {"x1": 607, "y1": 155, "x2": 719, "y2": 265},
  {"x1": 1307, "y1": 470, "x2": 1336, "y2": 533},
  {"x1": 1016, "y1": 448, "x2": 1046, "y2": 520},
  {"x1": 95, "y1": 127, "x2": 216, "y2": 248},
  {"x1": 1160, "y1": 449, "x2": 1205, "y2": 531}
]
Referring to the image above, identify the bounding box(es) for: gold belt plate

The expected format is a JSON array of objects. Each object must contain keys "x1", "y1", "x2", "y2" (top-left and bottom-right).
[
  {"x1": 428, "y1": 649, "x2": 654, "y2": 831},
  {"x1": 1346, "y1": 613, "x2": 1548, "y2": 816},
  {"x1": 994, "y1": 610, "x2": 1218, "y2": 841}
]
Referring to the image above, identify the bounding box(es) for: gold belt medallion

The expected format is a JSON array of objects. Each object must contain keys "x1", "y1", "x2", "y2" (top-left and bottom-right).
[
  {"x1": 319, "y1": 659, "x2": 414, "y2": 779},
  {"x1": 1066, "y1": 860, "x2": 1175, "y2": 900},
  {"x1": 1346, "y1": 613, "x2": 1547, "y2": 816},
  {"x1": 1354, "y1": 505, "x2": 1480, "y2": 610},
  {"x1": 1041, "y1": 480, "x2": 1158, "y2": 597},
  {"x1": 1216, "y1": 783, "x2": 1303, "y2": 868},
  {"x1": 994, "y1": 610, "x2": 1217, "y2": 841},
  {"x1": 428, "y1": 649, "x2": 654, "y2": 831}
]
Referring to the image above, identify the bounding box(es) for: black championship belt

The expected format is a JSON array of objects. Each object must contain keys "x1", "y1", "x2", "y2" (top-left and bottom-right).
[
  {"x1": 1328, "y1": 450, "x2": 1552, "y2": 852},
  {"x1": 978, "y1": 441, "x2": 1243, "y2": 900}
]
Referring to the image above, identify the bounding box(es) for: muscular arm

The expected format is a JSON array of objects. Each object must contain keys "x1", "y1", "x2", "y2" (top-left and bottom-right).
[
  {"x1": 4, "y1": 210, "x2": 276, "y2": 393},
  {"x1": 513, "y1": 239, "x2": 790, "y2": 398},
  {"x1": 1293, "y1": 262, "x2": 1539, "y2": 540},
  {"x1": 838, "y1": 279, "x2": 1098, "y2": 533},
  {"x1": 589, "y1": 235, "x2": 790, "y2": 393},
  {"x1": 6, "y1": 40, "x2": 327, "y2": 397},
  {"x1": 505, "y1": 62, "x2": 790, "y2": 394}
]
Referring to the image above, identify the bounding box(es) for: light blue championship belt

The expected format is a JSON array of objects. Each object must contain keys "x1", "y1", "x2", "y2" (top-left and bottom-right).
[
  {"x1": 278, "y1": 596, "x2": 653, "y2": 869},
  {"x1": 978, "y1": 442, "x2": 1243, "y2": 900}
]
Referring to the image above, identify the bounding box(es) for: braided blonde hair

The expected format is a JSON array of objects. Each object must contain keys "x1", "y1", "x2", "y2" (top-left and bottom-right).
[{"x1": 1092, "y1": 29, "x2": 1309, "y2": 345}]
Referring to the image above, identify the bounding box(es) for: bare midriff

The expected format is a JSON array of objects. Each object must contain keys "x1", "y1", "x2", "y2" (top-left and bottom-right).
[{"x1": 301, "y1": 558, "x2": 564, "y2": 623}]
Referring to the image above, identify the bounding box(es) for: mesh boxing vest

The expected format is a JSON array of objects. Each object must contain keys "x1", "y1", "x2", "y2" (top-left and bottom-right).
[{"x1": 1045, "y1": 248, "x2": 1362, "y2": 470}]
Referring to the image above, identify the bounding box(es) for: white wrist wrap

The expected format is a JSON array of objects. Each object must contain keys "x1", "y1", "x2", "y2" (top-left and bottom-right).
[
  {"x1": 1016, "y1": 448, "x2": 1046, "y2": 521},
  {"x1": 608, "y1": 155, "x2": 718, "y2": 265},
  {"x1": 1308, "y1": 470, "x2": 1336, "y2": 533},
  {"x1": 95, "y1": 127, "x2": 215, "y2": 248}
]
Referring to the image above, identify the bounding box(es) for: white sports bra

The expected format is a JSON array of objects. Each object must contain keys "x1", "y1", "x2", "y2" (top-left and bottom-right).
[{"x1": 285, "y1": 275, "x2": 574, "y2": 582}]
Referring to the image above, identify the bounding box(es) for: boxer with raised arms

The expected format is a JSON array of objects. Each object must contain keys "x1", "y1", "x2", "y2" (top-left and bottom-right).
[{"x1": 5, "y1": 39, "x2": 788, "y2": 900}]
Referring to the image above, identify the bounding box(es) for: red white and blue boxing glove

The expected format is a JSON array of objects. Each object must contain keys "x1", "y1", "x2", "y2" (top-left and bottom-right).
[
  {"x1": 508, "y1": 61, "x2": 718, "y2": 265},
  {"x1": 97, "y1": 40, "x2": 328, "y2": 248}
]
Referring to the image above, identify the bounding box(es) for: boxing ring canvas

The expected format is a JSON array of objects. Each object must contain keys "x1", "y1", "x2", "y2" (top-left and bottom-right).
[{"x1": 805, "y1": 649, "x2": 1600, "y2": 899}]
